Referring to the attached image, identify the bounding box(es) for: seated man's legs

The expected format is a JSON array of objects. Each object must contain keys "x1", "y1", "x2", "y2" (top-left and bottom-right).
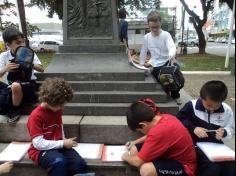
[
  {"x1": 61, "y1": 149, "x2": 87, "y2": 175},
  {"x1": 39, "y1": 150, "x2": 68, "y2": 176}
]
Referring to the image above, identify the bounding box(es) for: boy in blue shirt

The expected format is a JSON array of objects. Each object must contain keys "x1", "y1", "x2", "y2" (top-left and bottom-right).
[
  {"x1": 0, "y1": 27, "x2": 44, "y2": 123},
  {"x1": 177, "y1": 80, "x2": 235, "y2": 176}
]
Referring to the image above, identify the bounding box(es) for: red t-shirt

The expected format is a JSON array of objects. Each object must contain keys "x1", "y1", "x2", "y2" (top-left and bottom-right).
[
  {"x1": 27, "y1": 105, "x2": 63, "y2": 164},
  {"x1": 138, "y1": 114, "x2": 197, "y2": 176}
]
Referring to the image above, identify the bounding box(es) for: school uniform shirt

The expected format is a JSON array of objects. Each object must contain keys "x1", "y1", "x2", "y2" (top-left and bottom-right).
[
  {"x1": 119, "y1": 19, "x2": 128, "y2": 42},
  {"x1": 176, "y1": 99, "x2": 235, "y2": 144},
  {"x1": 27, "y1": 105, "x2": 64, "y2": 165},
  {"x1": 139, "y1": 30, "x2": 176, "y2": 67},
  {"x1": 0, "y1": 50, "x2": 42, "y2": 80},
  {"x1": 138, "y1": 114, "x2": 196, "y2": 176}
]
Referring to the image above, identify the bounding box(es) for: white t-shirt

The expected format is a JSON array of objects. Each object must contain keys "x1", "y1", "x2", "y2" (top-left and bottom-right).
[
  {"x1": 0, "y1": 50, "x2": 42, "y2": 81},
  {"x1": 139, "y1": 30, "x2": 176, "y2": 67}
]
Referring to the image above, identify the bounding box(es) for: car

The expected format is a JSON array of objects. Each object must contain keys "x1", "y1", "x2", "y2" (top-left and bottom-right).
[
  {"x1": 178, "y1": 37, "x2": 199, "y2": 47},
  {"x1": 31, "y1": 40, "x2": 63, "y2": 52},
  {"x1": 208, "y1": 37, "x2": 215, "y2": 42}
]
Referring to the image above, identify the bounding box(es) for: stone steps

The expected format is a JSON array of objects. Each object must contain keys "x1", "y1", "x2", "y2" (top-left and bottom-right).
[
  {"x1": 36, "y1": 72, "x2": 146, "y2": 81},
  {"x1": 37, "y1": 80, "x2": 162, "y2": 92},
  {"x1": 71, "y1": 91, "x2": 168, "y2": 103},
  {"x1": 21, "y1": 101, "x2": 179, "y2": 116},
  {"x1": 0, "y1": 115, "x2": 141, "y2": 144}
]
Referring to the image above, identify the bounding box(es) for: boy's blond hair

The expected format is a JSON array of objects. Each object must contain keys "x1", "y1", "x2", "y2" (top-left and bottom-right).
[{"x1": 38, "y1": 77, "x2": 73, "y2": 106}]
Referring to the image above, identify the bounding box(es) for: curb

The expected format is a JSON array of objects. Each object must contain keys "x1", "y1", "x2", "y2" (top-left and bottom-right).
[{"x1": 182, "y1": 71, "x2": 231, "y2": 75}]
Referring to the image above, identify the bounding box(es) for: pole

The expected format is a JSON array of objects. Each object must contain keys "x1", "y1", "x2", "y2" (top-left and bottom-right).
[
  {"x1": 15, "y1": 0, "x2": 29, "y2": 47},
  {"x1": 181, "y1": 6, "x2": 186, "y2": 55},
  {"x1": 225, "y1": 0, "x2": 235, "y2": 68}
]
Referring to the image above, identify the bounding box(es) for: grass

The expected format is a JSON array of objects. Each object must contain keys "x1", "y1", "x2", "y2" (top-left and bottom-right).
[
  {"x1": 36, "y1": 52, "x2": 55, "y2": 68},
  {"x1": 177, "y1": 54, "x2": 235, "y2": 71},
  {"x1": 36, "y1": 52, "x2": 235, "y2": 72}
]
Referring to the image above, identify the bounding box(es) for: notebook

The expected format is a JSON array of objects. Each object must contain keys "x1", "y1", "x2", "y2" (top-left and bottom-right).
[
  {"x1": 73, "y1": 143, "x2": 104, "y2": 160},
  {"x1": 197, "y1": 142, "x2": 235, "y2": 162},
  {"x1": 102, "y1": 145, "x2": 127, "y2": 162},
  {"x1": 0, "y1": 142, "x2": 31, "y2": 162},
  {"x1": 130, "y1": 58, "x2": 149, "y2": 71}
]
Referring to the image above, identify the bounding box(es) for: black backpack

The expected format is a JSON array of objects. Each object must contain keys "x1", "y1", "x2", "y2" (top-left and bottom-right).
[
  {"x1": 158, "y1": 61, "x2": 185, "y2": 91},
  {"x1": 7, "y1": 46, "x2": 34, "y2": 83},
  {"x1": 0, "y1": 81, "x2": 12, "y2": 115}
]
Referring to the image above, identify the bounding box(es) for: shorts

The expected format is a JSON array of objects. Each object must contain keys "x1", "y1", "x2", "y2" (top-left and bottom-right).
[
  {"x1": 17, "y1": 80, "x2": 37, "y2": 103},
  {"x1": 136, "y1": 144, "x2": 188, "y2": 176}
]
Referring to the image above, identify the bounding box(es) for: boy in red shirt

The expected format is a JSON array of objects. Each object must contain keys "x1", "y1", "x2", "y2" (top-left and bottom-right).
[
  {"x1": 122, "y1": 98, "x2": 197, "y2": 176},
  {"x1": 27, "y1": 78, "x2": 88, "y2": 176}
]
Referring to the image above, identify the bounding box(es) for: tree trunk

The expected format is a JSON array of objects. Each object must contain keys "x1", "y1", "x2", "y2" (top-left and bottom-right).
[
  {"x1": 16, "y1": 0, "x2": 29, "y2": 47},
  {"x1": 197, "y1": 30, "x2": 206, "y2": 54}
]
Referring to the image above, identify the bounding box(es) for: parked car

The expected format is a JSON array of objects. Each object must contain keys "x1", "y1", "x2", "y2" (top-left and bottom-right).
[
  {"x1": 31, "y1": 40, "x2": 63, "y2": 52},
  {"x1": 178, "y1": 37, "x2": 199, "y2": 47},
  {"x1": 208, "y1": 37, "x2": 215, "y2": 42}
]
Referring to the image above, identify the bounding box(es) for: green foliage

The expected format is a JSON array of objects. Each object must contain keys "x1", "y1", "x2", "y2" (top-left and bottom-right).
[
  {"x1": 0, "y1": 1, "x2": 40, "y2": 36},
  {"x1": 28, "y1": 0, "x2": 161, "y2": 20}
]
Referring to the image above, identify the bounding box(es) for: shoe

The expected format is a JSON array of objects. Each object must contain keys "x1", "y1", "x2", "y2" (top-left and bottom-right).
[
  {"x1": 175, "y1": 98, "x2": 182, "y2": 105},
  {"x1": 7, "y1": 106, "x2": 21, "y2": 124},
  {"x1": 74, "y1": 173, "x2": 96, "y2": 176}
]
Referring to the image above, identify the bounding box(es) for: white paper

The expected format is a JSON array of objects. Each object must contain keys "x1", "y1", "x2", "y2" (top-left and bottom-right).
[
  {"x1": 0, "y1": 142, "x2": 31, "y2": 161},
  {"x1": 197, "y1": 142, "x2": 235, "y2": 162},
  {"x1": 102, "y1": 145, "x2": 127, "y2": 162},
  {"x1": 130, "y1": 58, "x2": 149, "y2": 71},
  {"x1": 73, "y1": 143, "x2": 103, "y2": 160}
]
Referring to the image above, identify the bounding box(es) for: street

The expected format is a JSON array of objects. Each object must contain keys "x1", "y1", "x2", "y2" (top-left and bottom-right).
[{"x1": 181, "y1": 42, "x2": 235, "y2": 57}]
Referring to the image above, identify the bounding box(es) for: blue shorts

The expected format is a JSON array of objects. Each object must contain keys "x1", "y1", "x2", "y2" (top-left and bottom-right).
[{"x1": 136, "y1": 144, "x2": 188, "y2": 176}]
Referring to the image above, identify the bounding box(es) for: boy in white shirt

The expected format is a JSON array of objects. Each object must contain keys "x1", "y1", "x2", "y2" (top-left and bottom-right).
[
  {"x1": 0, "y1": 27, "x2": 44, "y2": 123},
  {"x1": 139, "y1": 11, "x2": 180, "y2": 100}
]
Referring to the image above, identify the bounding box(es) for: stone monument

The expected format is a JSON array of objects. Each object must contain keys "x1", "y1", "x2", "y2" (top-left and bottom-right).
[{"x1": 60, "y1": 0, "x2": 124, "y2": 53}]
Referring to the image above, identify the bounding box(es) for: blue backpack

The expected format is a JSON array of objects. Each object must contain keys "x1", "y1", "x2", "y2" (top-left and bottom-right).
[
  {"x1": 7, "y1": 46, "x2": 34, "y2": 84},
  {"x1": 0, "y1": 81, "x2": 12, "y2": 115}
]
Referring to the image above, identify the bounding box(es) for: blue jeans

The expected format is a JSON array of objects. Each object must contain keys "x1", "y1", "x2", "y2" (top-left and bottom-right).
[{"x1": 38, "y1": 149, "x2": 87, "y2": 176}]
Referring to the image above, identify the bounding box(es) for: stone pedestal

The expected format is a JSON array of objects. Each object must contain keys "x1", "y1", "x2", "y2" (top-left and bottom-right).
[{"x1": 61, "y1": 0, "x2": 124, "y2": 53}]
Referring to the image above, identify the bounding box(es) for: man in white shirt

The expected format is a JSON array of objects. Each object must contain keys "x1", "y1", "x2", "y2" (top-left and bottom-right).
[{"x1": 139, "y1": 11, "x2": 180, "y2": 100}]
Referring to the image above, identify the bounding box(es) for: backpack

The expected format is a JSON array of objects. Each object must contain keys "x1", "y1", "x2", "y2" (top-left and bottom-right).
[
  {"x1": 7, "y1": 46, "x2": 34, "y2": 83},
  {"x1": 158, "y1": 61, "x2": 185, "y2": 91},
  {"x1": 0, "y1": 81, "x2": 12, "y2": 115}
]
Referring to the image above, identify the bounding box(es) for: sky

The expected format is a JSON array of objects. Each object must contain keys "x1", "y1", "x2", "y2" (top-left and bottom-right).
[{"x1": 1, "y1": 0, "x2": 203, "y2": 24}]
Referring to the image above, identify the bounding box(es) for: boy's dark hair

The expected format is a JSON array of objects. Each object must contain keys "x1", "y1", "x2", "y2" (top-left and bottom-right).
[
  {"x1": 200, "y1": 80, "x2": 228, "y2": 102},
  {"x1": 119, "y1": 8, "x2": 127, "y2": 19},
  {"x1": 2, "y1": 27, "x2": 24, "y2": 44},
  {"x1": 126, "y1": 101, "x2": 155, "y2": 131},
  {"x1": 38, "y1": 77, "x2": 74, "y2": 106},
  {"x1": 147, "y1": 11, "x2": 162, "y2": 23}
]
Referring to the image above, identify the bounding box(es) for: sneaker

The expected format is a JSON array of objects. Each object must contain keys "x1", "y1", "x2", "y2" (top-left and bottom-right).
[
  {"x1": 74, "y1": 173, "x2": 96, "y2": 176},
  {"x1": 7, "y1": 106, "x2": 21, "y2": 124},
  {"x1": 175, "y1": 98, "x2": 182, "y2": 105}
]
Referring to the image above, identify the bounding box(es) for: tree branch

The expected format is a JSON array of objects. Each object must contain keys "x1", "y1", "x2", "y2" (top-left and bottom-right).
[{"x1": 180, "y1": 0, "x2": 202, "y2": 24}]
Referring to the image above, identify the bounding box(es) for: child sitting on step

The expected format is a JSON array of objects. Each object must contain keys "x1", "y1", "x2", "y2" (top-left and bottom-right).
[
  {"x1": 122, "y1": 98, "x2": 197, "y2": 176},
  {"x1": 0, "y1": 27, "x2": 44, "y2": 123},
  {"x1": 27, "y1": 77, "x2": 91, "y2": 176},
  {"x1": 177, "y1": 80, "x2": 235, "y2": 176}
]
